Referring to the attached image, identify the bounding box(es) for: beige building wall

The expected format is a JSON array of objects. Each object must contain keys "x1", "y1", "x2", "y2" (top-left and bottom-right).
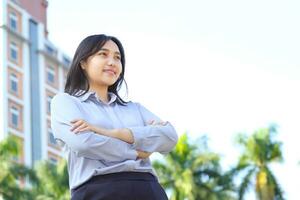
[{"x1": 1, "y1": 0, "x2": 71, "y2": 168}]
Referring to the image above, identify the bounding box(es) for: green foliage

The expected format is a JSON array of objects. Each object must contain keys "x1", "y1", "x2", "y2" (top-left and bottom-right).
[
  {"x1": 32, "y1": 160, "x2": 70, "y2": 200},
  {"x1": 153, "y1": 133, "x2": 236, "y2": 200},
  {"x1": 233, "y1": 125, "x2": 285, "y2": 200},
  {"x1": 0, "y1": 135, "x2": 37, "y2": 200},
  {"x1": 0, "y1": 125, "x2": 287, "y2": 200},
  {"x1": 0, "y1": 135, "x2": 69, "y2": 200}
]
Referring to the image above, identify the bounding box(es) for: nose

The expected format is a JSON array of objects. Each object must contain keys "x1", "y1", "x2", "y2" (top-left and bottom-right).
[{"x1": 107, "y1": 56, "x2": 116, "y2": 66}]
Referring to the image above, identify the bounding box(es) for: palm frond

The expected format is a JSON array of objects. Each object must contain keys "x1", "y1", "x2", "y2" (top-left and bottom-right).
[
  {"x1": 238, "y1": 167, "x2": 256, "y2": 200},
  {"x1": 265, "y1": 167, "x2": 285, "y2": 200}
]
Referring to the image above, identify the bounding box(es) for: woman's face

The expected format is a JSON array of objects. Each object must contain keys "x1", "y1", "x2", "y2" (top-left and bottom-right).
[{"x1": 81, "y1": 40, "x2": 122, "y2": 88}]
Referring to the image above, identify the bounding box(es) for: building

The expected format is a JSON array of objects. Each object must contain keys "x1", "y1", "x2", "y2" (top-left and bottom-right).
[{"x1": 0, "y1": 0, "x2": 70, "y2": 168}]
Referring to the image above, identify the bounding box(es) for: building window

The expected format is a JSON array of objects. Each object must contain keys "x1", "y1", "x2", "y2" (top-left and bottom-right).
[
  {"x1": 62, "y1": 56, "x2": 70, "y2": 66},
  {"x1": 47, "y1": 95, "x2": 52, "y2": 113},
  {"x1": 9, "y1": 12, "x2": 17, "y2": 31},
  {"x1": 9, "y1": 42, "x2": 18, "y2": 62},
  {"x1": 48, "y1": 127, "x2": 57, "y2": 146},
  {"x1": 46, "y1": 45, "x2": 54, "y2": 54},
  {"x1": 10, "y1": 73, "x2": 18, "y2": 93},
  {"x1": 10, "y1": 106, "x2": 19, "y2": 128},
  {"x1": 45, "y1": 44, "x2": 57, "y2": 57},
  {"x1": 48, "y1": 152, "x2": 59, "y2": 165},
  {"x1": 9, "y1": 11, "x2": 18, "y2": 32},
  {"x1": 49, "y1": 157, "x2": 58, "y2": 165},
  {"x1": 46, "y1": 66, "x2": 55, "y2": 84}
]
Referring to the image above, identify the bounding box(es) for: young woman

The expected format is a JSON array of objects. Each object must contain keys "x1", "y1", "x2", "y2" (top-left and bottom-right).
[{"x1": 50, "y1": 34, "x2": 178, "y2": 200}]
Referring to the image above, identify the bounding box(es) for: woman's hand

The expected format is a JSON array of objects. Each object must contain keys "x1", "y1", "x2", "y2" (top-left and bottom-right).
[
  {"x1": 136, "y1": 150, "x2": 152, "y2": 159},
  {"x1": 70, "y1": 120, "x2": 134, "y2": 144},
  {"x1": 70, "y1": 119, "x2": 96, "y2": 134},
  {"x1": 147, "y1": 120, "x2": 168, "y2": 126}
]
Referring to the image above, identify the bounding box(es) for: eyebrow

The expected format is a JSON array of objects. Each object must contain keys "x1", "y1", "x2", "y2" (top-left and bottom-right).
[{"x1": 99, "y1": 48, "x2": 121, "y2": 55}]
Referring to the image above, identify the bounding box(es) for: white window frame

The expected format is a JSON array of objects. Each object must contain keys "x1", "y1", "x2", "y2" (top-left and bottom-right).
[
  {"x1": 9, "y1": 11, "x2": 18, "y2": 31},
  {"x1": 49, "y1": 156, "x2": 58, "y2": 165},
  {"x1": 46, "y1": 65, "x2": 55, "y2": 84},
  {"x1": 9, "y1": 42, "x2": 18, "y2": 62},
  {"x1": 10, "y1": 73, "x2": 18, "y2": 93},
  {"x1": 48, "y1": 127, "x2": 57, "y2": 146},
  {"x1": 47, "y1": 95, "x2": 52, "y2": 113},
  {"x1": 10, "y1": 106, "x2": 19, "y2": 128}
]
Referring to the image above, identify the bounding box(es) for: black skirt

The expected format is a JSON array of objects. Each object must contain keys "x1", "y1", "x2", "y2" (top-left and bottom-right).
[{"x1": 71, "y1": 172, "x2": 168, "y2": 200}]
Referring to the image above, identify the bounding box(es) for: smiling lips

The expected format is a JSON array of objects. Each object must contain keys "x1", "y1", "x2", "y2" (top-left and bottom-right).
[{"x1": 103, "y1": 69, "x2": 116, "y2": 76}]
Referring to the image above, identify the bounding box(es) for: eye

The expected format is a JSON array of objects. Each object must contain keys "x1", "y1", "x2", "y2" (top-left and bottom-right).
[
  {"x1": 115, "y1": 55, "x2": 121, "y2": 60},
  {"x1": 98, "y1": 52, "x2": 107, "y2": 56}
]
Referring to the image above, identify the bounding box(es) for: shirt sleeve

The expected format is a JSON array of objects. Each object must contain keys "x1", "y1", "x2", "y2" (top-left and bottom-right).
[
  {"x1": 50, "y1": 93, "x2": 137, "y2": 162},
  {"x1": 127, "y1": 102, "x2": 178, "y2": 154}
]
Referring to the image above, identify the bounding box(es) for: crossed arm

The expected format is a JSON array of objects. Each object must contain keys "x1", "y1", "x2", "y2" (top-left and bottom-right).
[
  {"x1": 70, "y1": 119, "x2": 168, "y2": 159},
  {"x1": 51, "y1": 93, "x2": 178, "y2": 162}
]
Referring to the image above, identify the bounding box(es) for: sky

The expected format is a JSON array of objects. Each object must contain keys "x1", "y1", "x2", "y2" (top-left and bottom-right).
[{"x1": 47, "y1": 0, "x2": 300, "y2": 199}]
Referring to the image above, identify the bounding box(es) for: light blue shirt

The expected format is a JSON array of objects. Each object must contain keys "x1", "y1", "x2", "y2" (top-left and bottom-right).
[{"x1": 50, "y1": 90, "x2": 178, "y2": 189}]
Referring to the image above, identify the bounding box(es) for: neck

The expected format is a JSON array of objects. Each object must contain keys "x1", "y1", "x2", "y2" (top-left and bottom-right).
[{"x1": 89, "y1": 85, "x2": 109, "y2": 103}]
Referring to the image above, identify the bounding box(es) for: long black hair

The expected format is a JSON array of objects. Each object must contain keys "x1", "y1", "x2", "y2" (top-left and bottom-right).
[{"x1": 64, "y1": 34, "x2": 128, "y2": 105}]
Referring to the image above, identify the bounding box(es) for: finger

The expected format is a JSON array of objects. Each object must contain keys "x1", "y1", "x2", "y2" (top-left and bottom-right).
[
  {"x1": 150, "y1": 121, "x2": 161, "y2": 126},
  {"x1": 73, "y1": 125, "x2": 88, "y2": 134},
  {"x1": 147, "y1": 120, "x2": 155, "y2": 125},
  {"x1": 77, "y1": 126, "x2": 90, "y2": 133},
  {"x1": 72, "y1": 123, "x2": 88, "y2": 133},
  {"x1": 70, "y1": 120, "x2": 85, "y2": 131},
  {"x1": 70, "y1": 119, "x2": 81, "y2": 123},
  {"x1": 74, "y1": 123, "x2": 88, "y2": 132},
  {"x1": 137, "y1": 150, "x2": 152, "y2": 159},
  {"x1": 151, "y1": 120, "x2": 158, "y2": 125},
  {"x1": 73, "y1": 119, "x2": 85, "y2": 125},
  {"x1": 158, "y1": 121, "x2": 167, "y2": 125},
  {"x1": 143, "y1": 153, "x2": 152, "y2": 159}
]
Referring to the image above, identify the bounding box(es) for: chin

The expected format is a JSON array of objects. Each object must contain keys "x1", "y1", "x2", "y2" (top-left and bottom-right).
[
  {"x1": 98, "y1": 78, "x2": 117, "y2": 86},
  {"x1": 105, "y1": 81, "x2": 117, "y2": 86}
]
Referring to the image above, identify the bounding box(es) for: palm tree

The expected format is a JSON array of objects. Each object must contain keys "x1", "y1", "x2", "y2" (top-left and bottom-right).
[
  {"x1": 153, "y1": 133, "x2": 235, "y2": 200},
  {"x1": 0, "y1": 135, "x2": 37, "y2": 200},
  {"x1": 32, "y1": 159, "x2": 70, "y2": 200},
  {"x1": 233, "y1": 125, "x2": 285, "y2": 200}
]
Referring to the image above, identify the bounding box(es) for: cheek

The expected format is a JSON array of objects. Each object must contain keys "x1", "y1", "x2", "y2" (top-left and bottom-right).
[
  {"x1": 86, "y1": 67, "x2": 102, "y2": 79},
  {"x1": 118, "y1": 64, "x2": 123, "y2": 75}
]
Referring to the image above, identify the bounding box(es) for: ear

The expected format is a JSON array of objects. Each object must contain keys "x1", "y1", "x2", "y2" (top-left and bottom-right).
[{"x1": 80, "y1": 61, "x2": 86, "y2": 69}]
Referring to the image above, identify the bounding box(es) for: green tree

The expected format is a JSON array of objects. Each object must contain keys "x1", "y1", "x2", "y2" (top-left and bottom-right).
[
  {"x1": 153, "y1": 133, "x2": 235, "y2": 200},
  {"x1": 32, "y1": 159, "x2": 70, "y2": 200},
  {"x1": 0, "y1": 135, "x2": 36, "y2": 200},
  {"x1": 233, "y1": 125, "x2": 285, "y2": 200}
]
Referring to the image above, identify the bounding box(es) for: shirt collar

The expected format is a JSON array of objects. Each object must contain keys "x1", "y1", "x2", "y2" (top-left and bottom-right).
[{"x1": 75, "y1": 90, "x2": 117, "y2": 105}]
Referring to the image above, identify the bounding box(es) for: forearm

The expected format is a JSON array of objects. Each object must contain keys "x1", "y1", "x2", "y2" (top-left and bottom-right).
[
  {"x1": 128, "y1": 123, "x2": 178, "y2": 154},
  {"x1": 51, "y1": 120, "x2": 137, "y2": 161},
  {"x1": 91, "y1": 126, "x2": 152, "y2": 159},
  {"x1": 92, "y1": 126, "x2": 134, "y2": 144},
  {"x1": 113, "y1": 128, "x2": 134, "y2": 144}
]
